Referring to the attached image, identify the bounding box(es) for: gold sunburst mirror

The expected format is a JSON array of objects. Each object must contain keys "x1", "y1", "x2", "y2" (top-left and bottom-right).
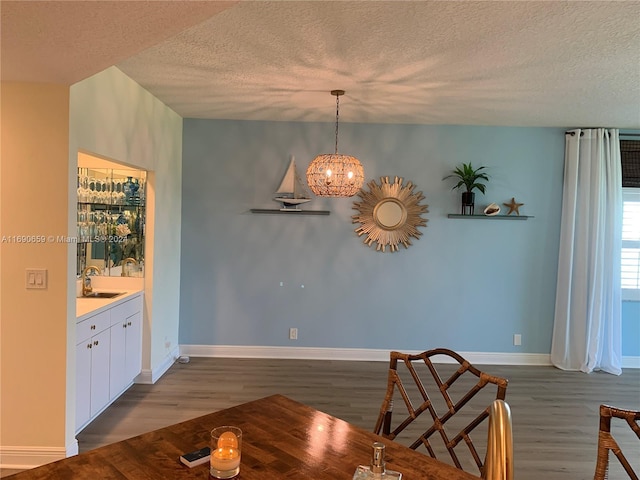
[{"x1": 352, "y1": 176, "x2": 428, "y2": 252}]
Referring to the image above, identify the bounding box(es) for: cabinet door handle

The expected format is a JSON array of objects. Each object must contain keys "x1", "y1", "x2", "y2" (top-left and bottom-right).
[
  {"x1": 123, "y1": 323, "x2": 127, "y2": 328},
  {"x1": 128, "y1": 321, "x2": 132, "y2": 326},
  {"x1": 87, "y1": 343, "x2": 92, "y2": 349},
  {"x1": 91, "y1": 325, "x2": 96, "y2": 330},
  {"x1": 94, "y1": 340, "x2": 99, "y2": 346}
]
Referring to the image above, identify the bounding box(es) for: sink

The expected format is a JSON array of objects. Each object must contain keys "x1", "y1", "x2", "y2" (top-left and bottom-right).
[{"x1": 82, "y1": 292, "x2": 124, "y2": 299}]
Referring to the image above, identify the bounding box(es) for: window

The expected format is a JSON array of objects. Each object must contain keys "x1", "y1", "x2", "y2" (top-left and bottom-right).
[
  {"x1": 622, "y1": 188, "x2": 640, "y2": 300},
  {"x1": 621, "y1": 140, "x2": 640, "y2": 188}
]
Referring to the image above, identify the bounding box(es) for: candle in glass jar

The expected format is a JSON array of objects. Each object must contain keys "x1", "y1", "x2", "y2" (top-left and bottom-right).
[
  {"x1": 210, "y1": 446, "x2": 240, "y2": 470},
  {"x1": 210, "y1": 428, "x2": 241, "y2": 478}
]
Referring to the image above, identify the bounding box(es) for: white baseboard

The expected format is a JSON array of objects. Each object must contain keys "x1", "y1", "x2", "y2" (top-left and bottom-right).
[
  {"x1": 136, "y1": 346, "x2": 180, "y2": 384},
  {"x1": 623, "y1": 356, "x2": 640, "y2": 369},
  {"x1": 67, "y1": 439, "x2": 78, "y2": 457},
  {"x1": 179, "y1": 345, "x2": 554, "y2": 366},
  {"x1": 136, "y1": 369, "x2": 153, "y2": 384},
  {"x1": 0, "y1": 445, "x2": 67, "y2": 470}
]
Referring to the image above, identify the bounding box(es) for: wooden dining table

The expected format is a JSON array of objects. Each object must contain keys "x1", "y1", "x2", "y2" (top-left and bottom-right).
[{"x1": 9, "y1": 394, "x2": 479, "y2": 479}]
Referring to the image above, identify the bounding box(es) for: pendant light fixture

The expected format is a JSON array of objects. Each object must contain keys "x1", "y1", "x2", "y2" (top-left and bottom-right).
[{"x1": 306, "y1": 90, "x2": 364, "y2": 197}]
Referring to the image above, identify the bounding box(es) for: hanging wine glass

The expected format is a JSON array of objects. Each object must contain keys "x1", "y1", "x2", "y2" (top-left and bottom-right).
[
  {"x1": 97, "y1": 212, "x2": 107, "y2": 236},
  {"x1": 77, "y1": 209, "x2": 86, "y2": 240},
  {"x1": 87, "y1": 211, "x2": 96, "y2": 238},
  {"x1": 109, "y1": 176, "x2": 116, "y2": 205},
  {"x1": 138, "y1": 177, "x2": 146, "y2": 205},
  {"x1": 77, "y1": 169, "x2": 89, "y2": 202},
  {"x1": 114, "y1": 178, "x2": 125, "y2": 205},
  {"x1": 77, "y1": 172, "x2": 84, "y2": 203},
  {"x1": 94, "y1": 178, "x2": 102, "y2": 203},
  {"x1": 89, "y1": 177, "x2": 97, "y2": 203},
  {"x1": 100, "y1": 178, "x2": 109, "y2": 203}
]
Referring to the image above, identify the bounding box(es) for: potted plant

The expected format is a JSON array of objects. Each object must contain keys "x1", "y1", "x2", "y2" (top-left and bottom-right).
[{"x1": 443, "y1": 163, "x2": 489, "y2": 214}]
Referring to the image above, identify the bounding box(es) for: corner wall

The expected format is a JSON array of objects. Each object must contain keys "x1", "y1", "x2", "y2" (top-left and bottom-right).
[{"x1": 69, "y1": 66, "x2": 182, "y2": 423}]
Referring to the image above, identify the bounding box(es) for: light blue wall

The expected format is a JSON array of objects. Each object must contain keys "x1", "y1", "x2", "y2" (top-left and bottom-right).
[
  {"x1": 180, "y1": 120, "x2": 572, "y2": 354},
  {"x1": 622, "y1": 302, "x2": 640, "y2": 355}
]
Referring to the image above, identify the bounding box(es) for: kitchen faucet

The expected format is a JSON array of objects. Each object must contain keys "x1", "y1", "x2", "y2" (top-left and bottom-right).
[
  {"x1": 121, "y1": 257, "x2": 138, "y2": 277},
  {"x1": 82, "y1": 266, "x2": 101, "y2": 296}
]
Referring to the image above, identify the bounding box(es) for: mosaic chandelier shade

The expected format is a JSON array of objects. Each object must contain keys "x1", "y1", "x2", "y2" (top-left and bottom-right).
[{"x1": 306, "y1": 90, "x2": 364, "y2": 197}]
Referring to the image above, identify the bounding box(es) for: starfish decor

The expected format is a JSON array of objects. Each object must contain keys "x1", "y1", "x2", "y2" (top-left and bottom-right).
[{"x1": 503, "y1": 197, "x2": 524, "y2": 215}]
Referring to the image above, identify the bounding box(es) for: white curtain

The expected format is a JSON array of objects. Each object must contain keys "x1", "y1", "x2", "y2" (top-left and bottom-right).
[{"x1": 551, "y1": 128, "x2": 623, "y2": 375}]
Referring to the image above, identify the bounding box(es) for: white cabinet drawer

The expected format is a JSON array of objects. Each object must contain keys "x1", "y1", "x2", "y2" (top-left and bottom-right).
[
  {"x1": 77, "y1": 310, "x2": 111, "y2": 343},
  {"x1": 110, "y1": 295, "x2": 142, "y2": 327}
]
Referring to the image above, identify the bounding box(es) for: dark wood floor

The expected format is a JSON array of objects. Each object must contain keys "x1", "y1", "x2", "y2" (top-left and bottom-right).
[{"x1": 3, "y1": 358, "x2": 639, "y2": 479}]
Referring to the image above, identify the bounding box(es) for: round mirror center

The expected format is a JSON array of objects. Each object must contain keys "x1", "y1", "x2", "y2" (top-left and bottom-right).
[{"x1": 375, "y1": 199, "x2": 405, "y2": 229}]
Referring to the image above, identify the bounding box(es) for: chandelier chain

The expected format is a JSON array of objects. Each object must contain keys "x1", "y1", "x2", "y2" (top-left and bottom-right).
[{"x1": 335, "y1": 93, "x2": 340, "y2": 154}]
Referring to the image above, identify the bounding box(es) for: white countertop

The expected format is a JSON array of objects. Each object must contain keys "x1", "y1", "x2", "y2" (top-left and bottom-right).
[{"x1": 77, "y1": 289, "x2": 143, "y2": 320}]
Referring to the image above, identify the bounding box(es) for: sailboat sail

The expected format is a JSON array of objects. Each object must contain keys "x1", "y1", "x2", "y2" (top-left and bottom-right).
[{"x1": 274, "y1": 156, "x2": 311, "y2": 209}]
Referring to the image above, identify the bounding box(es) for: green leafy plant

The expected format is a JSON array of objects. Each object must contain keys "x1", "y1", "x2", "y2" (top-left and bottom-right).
[{"x1": 443, "y1": 162, "x2": 489, "y2": 194}]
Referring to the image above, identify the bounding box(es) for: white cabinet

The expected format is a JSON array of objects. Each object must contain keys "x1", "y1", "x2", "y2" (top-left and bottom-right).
[
  {"x1": 109, "y1": 318, "x2": 126, "y2": 398},
  {"x1": 75, "y1": 310, "x2": 111, "y2": 430},
  {"x1": 75, "y1": 340, "x2": 91, "y2": 428},
  {"x1": 109, "y1": 296, "x2": 143, "y2": 399},
  {"x1": 89, "y1": 329, "x2": 111, "y2": 416},
  {"x1": 76, "y1": 293, "x2": 143, "y2": 433},
  {"x1": 125, "y1": 312, "x2": 142, "y2": 383}
]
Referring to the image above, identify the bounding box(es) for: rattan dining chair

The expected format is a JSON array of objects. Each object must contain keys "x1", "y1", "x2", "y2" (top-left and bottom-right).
[
  {"x1": 373, "y1": 349, "x2": 508, "y2": 477},
  {"x1": 593, "y1": 404, "x2": 640, "y2": 480}
]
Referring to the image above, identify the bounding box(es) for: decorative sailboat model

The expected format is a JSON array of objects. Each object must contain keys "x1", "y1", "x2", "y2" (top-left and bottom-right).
[{"x1": 274, "y1": 156, "x2": 312, "y2": 211}]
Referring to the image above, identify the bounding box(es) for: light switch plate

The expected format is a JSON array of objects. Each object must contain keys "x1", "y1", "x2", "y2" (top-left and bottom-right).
[{"x1": 26, "y1": 268, "x2": 47, "y2": 289}]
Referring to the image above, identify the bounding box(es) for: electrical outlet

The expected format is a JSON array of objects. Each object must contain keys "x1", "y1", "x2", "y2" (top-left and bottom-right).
[
  {"x1": 289, "y1": 328, "x2": 298, "y2": 340},
  {"x1": 514, "y1": 334, "x2": 522, "y2": 346}
]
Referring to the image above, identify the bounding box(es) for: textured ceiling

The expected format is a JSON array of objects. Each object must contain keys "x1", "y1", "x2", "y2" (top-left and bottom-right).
[
  {"x1": 0, "y1": 1, "x2": 236, "y2": 84},
  {"x1": 3, "y1": 1, "x2": 640, "y2": 128}
]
